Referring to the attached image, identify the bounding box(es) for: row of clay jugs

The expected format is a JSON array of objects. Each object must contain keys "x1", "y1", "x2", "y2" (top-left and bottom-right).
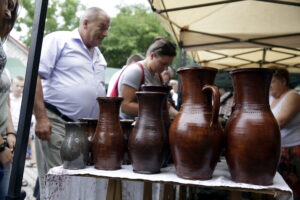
[
  {"x1": 169, "y1": 66, "x2": 223, "y2": 180},
  {"x1": 141, "y1": 84, "x2": 172, "y2": 166},
  {"x1": 60, "y1": 122, "x2": 89, "y2": 169},
  {"x1": 225, "y1": 68, "x2": 281, "y2": 185},
  {"x1": 129, "y1": 91, "x2": 167, "y2": 174},
  {"x1": 92, "y1": 97, "x2": 124, "y2": 170}
]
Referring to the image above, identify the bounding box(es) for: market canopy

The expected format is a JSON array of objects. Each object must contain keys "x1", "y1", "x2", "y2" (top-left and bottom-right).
[{"x1": 148, "y1": 0, "x2": 300, "y2": 72}]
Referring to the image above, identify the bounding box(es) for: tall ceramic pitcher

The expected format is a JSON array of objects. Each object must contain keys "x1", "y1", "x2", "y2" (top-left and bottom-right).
[
  {"x1": 92, "y1": 97, "x2": 124, "y2": 170},
  {"x1": 129, "y1": 91, "x2": 167, "y2": 174},
  {"x1": 169, "y1": 66, "x2": 223, "y2": 180},
  {"x1": 141, "y1": 84, "x2": 172, "y2": 166},
  {"x1": 225, "y1": 68, "x2": 281, "y2": 185}
]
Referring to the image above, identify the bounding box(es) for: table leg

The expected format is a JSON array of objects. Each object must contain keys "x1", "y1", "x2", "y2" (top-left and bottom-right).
[
  {"x1": 163, "y1": 184, "x2": 174, "y2": 200},
  {"x1": 143, "y1": 182, "x2": 152, "y2": 200},
  {"x1": 179, "y1": 185, "x2": 187, "y2": 200},
  {"x1": 107, "y1": 179, "x2": 122, "y2": 200},
  {"x1": 228, "y1": 191, "x2": 242, "y2": 200}
]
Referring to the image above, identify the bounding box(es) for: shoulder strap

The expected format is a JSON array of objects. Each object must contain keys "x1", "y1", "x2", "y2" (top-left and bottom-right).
[
  {"x1": 109, "y1": 66, "x2": 128, "y2": 97},
  {"x1": 109, "y1": 62, "x2": 145, "y2": 97},
  {"x1": 136, "y1": 62, "x2": 145, "y2": 86}
]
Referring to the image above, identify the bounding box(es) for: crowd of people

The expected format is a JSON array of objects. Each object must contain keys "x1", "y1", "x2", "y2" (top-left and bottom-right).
[{"x1": 0, "y1": 1, "x2": 300, "y2": 200}]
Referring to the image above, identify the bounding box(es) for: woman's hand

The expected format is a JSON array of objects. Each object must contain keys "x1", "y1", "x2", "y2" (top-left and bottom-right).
[
  {"x1": 7, "y1": 133, "x2": 16, "y2": 149},
  {"x1": 0, "y1": 147, "x2": 13, "y2": 167}
]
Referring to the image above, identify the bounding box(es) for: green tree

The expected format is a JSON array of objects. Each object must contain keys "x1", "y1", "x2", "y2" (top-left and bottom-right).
[
  {"x1": 15, "y1": 0, "x2": 85, "y2": 46},
  {"x1": 101, "y1": 5, "x2": 180, "y2": 68}
]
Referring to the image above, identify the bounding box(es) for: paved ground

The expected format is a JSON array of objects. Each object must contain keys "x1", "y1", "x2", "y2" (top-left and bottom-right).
[{"x1": 22, "y1": 159, "x2": 38, "y2": 200}]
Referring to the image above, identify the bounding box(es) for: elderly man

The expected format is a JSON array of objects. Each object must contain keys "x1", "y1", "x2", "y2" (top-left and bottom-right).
[{"x1": 34, "y1": 7, "x2": 110, "y2": 199}]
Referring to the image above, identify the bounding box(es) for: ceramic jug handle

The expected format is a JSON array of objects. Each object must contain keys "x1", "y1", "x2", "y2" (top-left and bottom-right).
[{"x1": 202, "y1": 85, "x2": 220, "y2": 127}]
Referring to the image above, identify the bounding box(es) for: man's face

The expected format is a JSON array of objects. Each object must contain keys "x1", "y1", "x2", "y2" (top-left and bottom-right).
[
  {"x1": 84, "y1": 14, "x2": 110, "y2": 49},
  {"x1": 11, "y1": 79, "x2": 24, "y2": 97}
]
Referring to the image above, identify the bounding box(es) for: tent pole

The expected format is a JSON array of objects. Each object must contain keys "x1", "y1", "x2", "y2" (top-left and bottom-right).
[
  {"x1": 260, "y1": 48, "x2": 267, "y2": 68},
  {"x1": 179, "y1": 47, "x2": 186, "y2": 67},
  {"x1": 178, "y1": 47, "x2": 186, "y2": 110},
  {"x1": 6, "y1": 0, "x2": 48, "y2": 199}
]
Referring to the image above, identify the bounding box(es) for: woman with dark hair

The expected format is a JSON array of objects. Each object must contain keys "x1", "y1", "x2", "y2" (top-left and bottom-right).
[
  {"x1": 116, "y1": 37, "x2": 177, "y2": 119},
  {"x1": 0, "y1": 0, "x2": 20, "y2": 199},
  {"x1": 269, "y1": 65, "x2": 300, "y2": 199}
]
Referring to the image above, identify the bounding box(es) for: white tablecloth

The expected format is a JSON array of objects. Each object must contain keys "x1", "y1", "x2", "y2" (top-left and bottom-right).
[{"x1": 46, "y1": 160, "x2": 293, "y2": 200}]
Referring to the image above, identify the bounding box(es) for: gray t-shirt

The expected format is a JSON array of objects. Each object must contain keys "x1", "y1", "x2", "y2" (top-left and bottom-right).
[
  {"x1": 117, "y1": 61, "x2": 161, "y2": 119},
  {"x1": 0, "y1": 41, "x2": 6, "y2": 76},
  {"x1": 0, "y1": 70, "x2": 11, "y2": 137}
]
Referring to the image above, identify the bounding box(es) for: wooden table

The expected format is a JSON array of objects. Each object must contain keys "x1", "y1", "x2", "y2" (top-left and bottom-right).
[{"x1": 45, "y1": 159, "x2": 292, "y2": 200}]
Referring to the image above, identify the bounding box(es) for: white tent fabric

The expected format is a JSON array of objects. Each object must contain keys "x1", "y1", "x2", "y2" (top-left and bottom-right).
[{"x1": 148, "y1": 0, "x2": 300, "y2": 72}]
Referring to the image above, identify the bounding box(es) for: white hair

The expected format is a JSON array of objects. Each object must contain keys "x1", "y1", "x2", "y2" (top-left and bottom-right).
[{"x1": 80, "y1": 7, "x2": 108, "y2": 23}]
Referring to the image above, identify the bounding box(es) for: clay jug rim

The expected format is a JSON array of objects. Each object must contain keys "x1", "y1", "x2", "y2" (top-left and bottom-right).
[
  {"x1": 135, "y1": 91, "x2": 167, "y2": 96},
  {"x1": 96, "y1": 97, "x2": 124, "y2": 101},
  {"x1": 177, "y1": 66, "x2": 218, "y2": 73},
  {"x1": 141, "y1": 84, "x2": 172, "y2": 91},
  {"x1": 64, "y1": 121, "x2": 87, "y2": 127},
  {"x1": 78, "y1": 118, "x2": 98, "y2": 121},
  {"x1": 65, "y1": 121, "x2": 87, "y2": 124},
  {"x1": 230, "y1": 68, "x2": 273, "y2": 75},
  {"x1": 120, "y1": 119, "x2": 134, "y2": 123}
]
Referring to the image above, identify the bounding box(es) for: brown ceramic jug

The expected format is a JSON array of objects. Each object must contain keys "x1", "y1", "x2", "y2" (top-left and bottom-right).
[
  {"x1": 79, "y1": 118, "x2": 98, "y2": 166},
  {"x1": 92, "y1": 97, "x2": 124, "y2": 170},
  {"x1": 141, "y1": 84, "x2": 172, "y2": 166},
  {"x1": 169, "y1": 66, "x2": 223, "y2": 180},
  {"x1": 60, "y1": 122, "x2": 89, "y2": 169},
  {"x1": 225, "y1": 68, "x2": 281, "y2": 185},
  {"x1": 129, "y1": 91, "x2": 167, "y2": 174},
  {"x1": 120, "y1": 119, "x2": 134, "y2": 165}
]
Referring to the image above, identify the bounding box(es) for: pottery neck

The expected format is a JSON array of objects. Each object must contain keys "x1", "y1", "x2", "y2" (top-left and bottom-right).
[
  {"x1": 178, "y1": 67, "x2": 217, "y2": 106},
  {"x1": 136, "y1": 91, "x2": 166, "y2": 122},
  {"x1": 97, "y1": 97, "x2": 123, "y2": 125},
  {"x1": 65, "y1": 122, "x2": 86, "y2": 137},
  {"x1": 231, "y1": 68, "x2": 273, "y2": 106}
]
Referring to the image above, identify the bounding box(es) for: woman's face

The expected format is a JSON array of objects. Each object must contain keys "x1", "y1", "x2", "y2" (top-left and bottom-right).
[
  {"x1": 270, "y1": 76, "x2": 286, "y2": 98},
  {"x1": 3, "y1": 0, "x2": 17, "y2": 20},
  {"x1": 150, "y1": 53, "x2": 174, "y2": 74}
]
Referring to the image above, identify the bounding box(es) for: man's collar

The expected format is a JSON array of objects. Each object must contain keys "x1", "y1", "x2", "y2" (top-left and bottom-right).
[{"x1": 71, "y1": 29, "x2": 82, "y2": 40}]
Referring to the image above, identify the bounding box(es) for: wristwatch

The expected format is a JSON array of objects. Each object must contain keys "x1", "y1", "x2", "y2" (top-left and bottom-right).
[{"x1": 0, "y1": 142, "x2": 6, "y2": 152}]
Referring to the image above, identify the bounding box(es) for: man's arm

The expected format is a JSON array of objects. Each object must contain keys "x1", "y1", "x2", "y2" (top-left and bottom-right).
[{"x1": 34, "y1": 75, "x2": 51, "y2": 140}]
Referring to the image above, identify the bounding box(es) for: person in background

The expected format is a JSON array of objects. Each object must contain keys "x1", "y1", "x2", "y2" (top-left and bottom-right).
[
  {"x1": 116, "y1": 37, "x2": 178, "y2": 120},
  {"x1": 107, "y1": 53, "x2": 144, "y2": 96},
  {"x1": 10, "y1": 76, "x2": 36, "y2": 168},
  {"x1": 219, "y1": 89, "x2": 234, "y2": 128},
  {"x1": 0, "y1": 0, "x2": 19, "y2": 199},
  {"x1": 34, "y1": 7, "x2": 110, "y2": 199},
  {"x1": 269, "y1": 66, "x2": 300, "y2": 199},
  {"x1": 169, "y1": 79, "x2": 178, "y2": 108}
]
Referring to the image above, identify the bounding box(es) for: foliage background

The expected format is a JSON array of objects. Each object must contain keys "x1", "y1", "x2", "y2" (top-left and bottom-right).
[{"x1": 15, "y1": 1, "x2": 194, "y2": 70}]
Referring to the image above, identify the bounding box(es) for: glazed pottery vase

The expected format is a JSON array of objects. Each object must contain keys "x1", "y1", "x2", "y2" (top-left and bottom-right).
[
  {"x1": 60, "y1": 122, "x2": 89, "y2": 169},
  {"x1": 92, "y1": 97, "x2": 124, "y2": 170},
  {"x1": 225, "y1": 68, "x2": 281, "y2": 185},
  {"x1": 129, "y1": 91, "x2": 167, "y2": 174},
  {"x1": 79, "y1": 118, "x2": 98, "y2": 166},
  {"x1": 141, "y1": 84, "x2": 172, "y2": 166},
  {"x1": 169, "y1": 66, "x2": 223, "y2": 180},
  {"x1": 120, "y1": 119, "x2": 134, "y2": 165}
]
